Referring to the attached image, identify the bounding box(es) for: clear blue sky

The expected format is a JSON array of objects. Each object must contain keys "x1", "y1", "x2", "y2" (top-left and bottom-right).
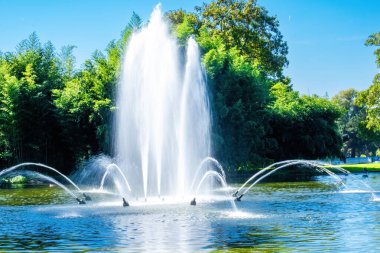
[{"x1": 0, "y1": 0, "x2": 379, "y2": 96}]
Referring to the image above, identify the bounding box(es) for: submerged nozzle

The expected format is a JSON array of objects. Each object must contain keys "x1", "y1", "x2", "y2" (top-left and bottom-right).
[
  {"x1": 122, "y1": 198, "x2": 129, "y2": 207},
  {"x1": 76, "y1": 198, "x2": 86, "y2": 205},
  {"x1": 83, "y1": 193, "x2": 91, "y2": 201},
  {"x1": 190, "y1": 198, "x2": 196, "y2": 206},
  {"x1": 235, "y1": 195, "x2": 243, "y2": 202}
]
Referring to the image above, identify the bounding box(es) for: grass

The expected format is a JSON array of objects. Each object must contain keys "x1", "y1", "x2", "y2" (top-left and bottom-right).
[{"x1": 329, "y1": 162, "x2": 380, "y2": 172}]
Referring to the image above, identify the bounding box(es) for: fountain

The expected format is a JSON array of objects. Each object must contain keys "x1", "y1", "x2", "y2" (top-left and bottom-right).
[
  {"x1": 1, "y1": 4, "x2": 380, "y2": 252},
  {"x1": 115, "y1": 4, "x2": 211, "y2": 200},
  {"x1": 0, "y1": 5, "x2": 222, "y2": 206},
  {"x1": 0, "y1": 5, "x2": 376, "y2": 208},
  {"x1": 233, "y1": 160, "x2": 349, "y2": 201}
]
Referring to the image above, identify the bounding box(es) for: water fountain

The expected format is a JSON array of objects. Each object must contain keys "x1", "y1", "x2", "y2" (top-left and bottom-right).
[
  {"x1": 115, "y1": 4, "x2": 211, "y2": 200},
  {"x1": 0, "y1": 5, "x2": 375, "y2": 208},
  {"x1": 1, "y1": 4, "x2": 380, "y2": 252},
  {"x1": 0, "y1": 5, "x2": 221, "y2": 206}
]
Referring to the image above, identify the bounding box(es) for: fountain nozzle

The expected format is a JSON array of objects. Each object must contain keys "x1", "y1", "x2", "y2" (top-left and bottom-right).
[
  {"x1": 232, "y1": 191, "x2": 238, "y2": 197},
  {"x1": 190, "y1": 198, "x2": 196, "y2": 206},
  {"x1": 122, "y1": 198, "x2": 129, "y2": 207},
  {"x1": 235, "y1": 195, "x2": 243, "y2": 202},
  {"x1": 83, "y1": 193, "x2": 91, "y2": 201},
  {"x1": 76, "y1": 198, "x2": 86, "y2": 205}
]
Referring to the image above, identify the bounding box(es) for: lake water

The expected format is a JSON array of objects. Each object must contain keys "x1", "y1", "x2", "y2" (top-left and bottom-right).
[{"x1": 1, "y1": 173, "x2": 380, "y2": 252}]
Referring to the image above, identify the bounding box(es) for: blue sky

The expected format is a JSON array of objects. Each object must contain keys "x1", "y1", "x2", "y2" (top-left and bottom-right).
[{"x1": 0, "y1": 0, "x2": 379, "y2": 96}]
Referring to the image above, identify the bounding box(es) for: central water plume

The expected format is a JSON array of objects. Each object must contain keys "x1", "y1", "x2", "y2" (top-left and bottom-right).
[{"x1": 116, "y1": 5, "x2": 211, "y2": 199}]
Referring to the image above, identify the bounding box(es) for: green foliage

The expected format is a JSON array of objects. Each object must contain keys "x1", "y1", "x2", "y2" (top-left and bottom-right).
[
  {"x1": 167, "y1": 10, "x2": 201, "y2": 45},
  {"x1": 0, "y1": 4, "x2": 347, "y2": 175},
  {"x1": 196, "y1": 0, "x2": 288, "y2": 79},
  {"x1": 332, "y1": 89, "x2": 378, "y2": 158},
  {"x1": 268, "y1": 83, "x2": 343, "y2": 160},
  {"x1": 0, "y1": 33, "x2": 69, "y2": 170},
  {"x1": 357, "y1": 74, "x2": 380, "y2": 132},
  {"x1": 202, "y1": 36, "x2": 272, "y2": 167},
  {"x1": 365, "y1": 32, "x2": 380, "y2": 67},
  {"x1": 53, "y1": 48, "x2": 117, "y2": 160},
  {"x1": 356, "y1": 32, "x2": 380, "y2": 140}
]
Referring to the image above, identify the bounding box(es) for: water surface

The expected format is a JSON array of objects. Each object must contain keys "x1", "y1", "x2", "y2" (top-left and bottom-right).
[{"x1": 1, "y1": 174, "x2": 380, "y2": 252}]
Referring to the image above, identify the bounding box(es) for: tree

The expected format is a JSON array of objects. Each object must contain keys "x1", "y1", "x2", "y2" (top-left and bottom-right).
[
  {"x1": 267, "y1": 82, "x2": 343, "y2": 161},
  {"x1": 356, "y1": 32, "x2": 380, "y2": 135},
  {"x1": 203, "y1": 40, "x2": 272, "y2": 168},
  {"x1": 0, "y1": 33, "x2": 71, "y2": 171},
  {"x1": 366, "y1": 32, "x2": 380, "y2": 67},
  {"x1": 332, "y1": 89, "x2": 378, "y2": 157},
  {"x1": 196, "y1": 0, "x2": 288, "y2": 79}
]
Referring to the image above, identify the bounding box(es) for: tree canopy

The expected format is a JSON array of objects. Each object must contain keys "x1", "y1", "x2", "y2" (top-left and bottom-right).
[
  {"x1": 0, "y1": 0, "x2": 349, "y2": 174},
  {"x1": 332, "y1": 89, "x2": 379, "y2": 157}
]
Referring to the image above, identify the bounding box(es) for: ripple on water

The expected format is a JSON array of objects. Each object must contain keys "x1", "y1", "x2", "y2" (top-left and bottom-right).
[
  {"x1": 2, "y1": 174, "x2": 380, "y2": 252},
  {"x1": 55, "y1": 212, "x2": 83, "y2": 218},
  {"x1": 339, "y1": 189, "x2": 374, "y2": 194},
  {"x1": 222, "y1": 211, "x2": 267, "y2": 219}
]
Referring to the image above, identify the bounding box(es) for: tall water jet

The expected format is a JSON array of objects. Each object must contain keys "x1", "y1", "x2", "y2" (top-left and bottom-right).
[
  {"x1": 177, "y1": 37, "x2": 210, "y2": 197},
  {"x1": 115, "y1": 5, "x2": 211, "y2": 199}
]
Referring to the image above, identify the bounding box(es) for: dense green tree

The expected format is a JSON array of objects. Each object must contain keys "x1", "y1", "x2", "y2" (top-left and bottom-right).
[
  {"x1": 202, "y1": 37, "x2": 272, "y2": 168},
  {"x1": 196, "y1": 0, "x2": 288, "y2": 79},
  {"x1": 267, "y1": 82, "x2": 343, "y2": 161},
  {"x1": 0, "y1": 33, "x2": 71, "y2": 170},
  {"x1": 53, "y1": 48, "x2": 117, "y2": 161},
  {"x1": 332, "y1": 89, "x2": 378, "y2": 157},
  {"x1": 168, "y1": 0, "x2": 288, "y2": 79},
  {"x1": 356, "y1": 32, "x2": 380, "y2": 136}
]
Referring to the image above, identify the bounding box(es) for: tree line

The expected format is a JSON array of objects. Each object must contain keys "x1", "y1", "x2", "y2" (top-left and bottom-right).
[{"x1": 0, "y1": 0, "x2": 376, "y2": 174}]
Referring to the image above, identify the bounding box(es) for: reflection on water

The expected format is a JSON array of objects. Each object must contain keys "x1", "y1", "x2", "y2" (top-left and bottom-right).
[{"x1": 1, "y1": 174, "x2": 380, "y2": 252}]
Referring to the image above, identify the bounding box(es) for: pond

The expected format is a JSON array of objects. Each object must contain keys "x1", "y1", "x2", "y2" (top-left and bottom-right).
[{"x1": 1, "y1": 173, "x2": 380, "y2": 252}]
